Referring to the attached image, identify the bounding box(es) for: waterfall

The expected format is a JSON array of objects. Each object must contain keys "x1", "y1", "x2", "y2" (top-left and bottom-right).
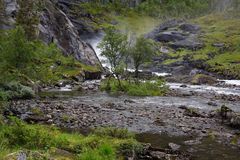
[{"x1": 83, "y1": 32, "x2": 111, "y2": 69}]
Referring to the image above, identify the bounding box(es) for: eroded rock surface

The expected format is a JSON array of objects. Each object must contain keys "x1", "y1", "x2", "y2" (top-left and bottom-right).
[{"x1": 1, "y1": 0, "x2": 101, "y2": 66}]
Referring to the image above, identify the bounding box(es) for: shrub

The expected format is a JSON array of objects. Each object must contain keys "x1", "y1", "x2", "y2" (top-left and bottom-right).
[
  {"x1": 0, "y1": 118, "x2": 141, "y2": 159},
  {"x1": 101, "y1": 78, "x2": 168, "y2": 96},
  {"x1": 1, "y1": 118, "x2": 55, "y2": 149},
  {"x1": 0, "y1": 81, "x2": 35, "y2": 100}
]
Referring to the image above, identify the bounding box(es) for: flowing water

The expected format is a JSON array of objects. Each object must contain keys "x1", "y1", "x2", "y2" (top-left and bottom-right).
[
  {"x1": 136, "y1": 133, "x2": 240, "y2": 160},
  {"x1": 76, "y1": 35, "x2": 240, "y2": 159}
]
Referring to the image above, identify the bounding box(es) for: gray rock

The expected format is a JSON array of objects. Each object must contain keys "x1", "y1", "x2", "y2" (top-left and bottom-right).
[
  {"x1": 230, "y1": 114, "x2": 240, "y2": 128},
  {"x1": 189, "y1": 69, "x2": 203, "y2": 76},
  {"x1": 180, "y1": 23, "x2": 200, "y2": 33},
  {"x1": 149, "y1": 151, "x2": 170, "y2": 160},
  {"x1": 17, "y1": 152, "x2": 27, "y2": 160},
  {"x1": 39, "y1": 1, "x2": 100, "y2": 65},
  {"x1": 212, "y1": 43, "x2": 225, "y2": 48},
  {"x1": 171, "y1": 39, "x2": 204, "y2": 50},
  {"x1": 147, "y1": 19, "x2": 204, "y2": 51},
  {"x1": 156, "y1": 31, "x2": 186, "y2": 42},
  {"x1": 168, "y1": 143, "x2": 181, "y2": 151},
  {"x1": 207, "y1": 101, "x2": 218, "y2": 106},
  {"x1": 1, "y1": 0, "x2": 101, "y2": 66}
]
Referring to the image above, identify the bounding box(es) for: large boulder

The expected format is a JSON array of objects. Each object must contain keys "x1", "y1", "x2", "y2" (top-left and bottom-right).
[
  {"x1": 230, "y1": 113, "x2": 240, "y2": 128},
  {"x1": 179, "y1": 23, "x2": 200, "y2": 33},
  {"x1": 191, "y1": 74, "x2": 217, "y2": 85},
  {"x1": 156, "y1": 31, "x2": 186, "y2": 42},
  {"x1": 147, "y1": 20, "x2": 203, "y2": 51}
]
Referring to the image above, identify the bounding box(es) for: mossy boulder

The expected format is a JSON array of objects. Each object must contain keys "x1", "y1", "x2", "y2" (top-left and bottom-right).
[{"x1": 191, "y1": 74, "x2": 217, "y2": 85}]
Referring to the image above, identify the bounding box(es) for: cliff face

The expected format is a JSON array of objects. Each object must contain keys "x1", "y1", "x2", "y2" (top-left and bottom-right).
[{"x1": 1, "y1": 0, "x2": 101, "y2": 66}]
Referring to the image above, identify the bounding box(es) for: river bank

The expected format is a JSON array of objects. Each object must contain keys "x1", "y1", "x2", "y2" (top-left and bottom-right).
[{"x1": 3, "y1": 79, "x2": 240, "y2": 159}]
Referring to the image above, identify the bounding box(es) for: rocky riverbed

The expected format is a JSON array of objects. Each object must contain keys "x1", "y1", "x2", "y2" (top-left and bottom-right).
[{"x1": 3, "y1": 80, "x2": 240, "y2": 159}]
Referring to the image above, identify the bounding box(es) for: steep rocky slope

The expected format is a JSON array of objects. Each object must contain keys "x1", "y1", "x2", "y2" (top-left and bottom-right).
[
  {"x1": 1, "y1": 0, "x2": 101, "y2": 66},
  {"x1": 146, "y1": 15, "x2": 240, "y2": 80}
]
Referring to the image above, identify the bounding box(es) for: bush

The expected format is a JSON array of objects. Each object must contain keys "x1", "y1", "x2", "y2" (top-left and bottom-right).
[
  {"x1": 0, "y1": 82, "x2": 35, "y2": 100},
  {"x1": 101, "y1": 78, "x2": 168, "y2": 96},
  {"x1": 136, "y1": 0, "x2": 210, "y2": 18},
  {"x1": 0, "y1": 118, "x2": 55, "y2": 149},
  {"x1": 0, "y1": 118, "x2": 140, "y2": 159}
]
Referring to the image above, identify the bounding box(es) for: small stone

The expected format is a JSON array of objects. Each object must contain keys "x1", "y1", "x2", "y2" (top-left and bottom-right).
[{"x1": 168, "y1": 143, "x2": 181, "y2": 151}]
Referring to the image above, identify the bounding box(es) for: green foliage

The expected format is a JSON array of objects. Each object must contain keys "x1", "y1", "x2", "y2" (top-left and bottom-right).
[
  {"x1": 130, "y1": 36, "x2": 155, "y2": 78},
  {"x1": 16, "y1": 0, "x2": 40, "y2": 40},
  {"x1": 136, "y1": 0, "x2": 210, "y2": 18},
  {"x1": 98, "y1": 26, "x2": 128, "y2": 88},
  {"x1": 0, "y1": 117, "x2": 56, "y2": 149},
  {"x1": 0, "y1": 119, "x2": 140, "y2": 159},
  {"x1": 0, "y1": 82, "x2": 35, "y2": 100},
  {"x1": 0, "y1": 27, "x2": 34, "y2": 70},
  {"x1": 79, "y1": 144, "x2": 116, "y2": 160},
  {"x1": 98, "y1": 26, "x2": 128, "y2": 74},
  {"x1": 101, "y1": 78, "x2": 168, "y2": 96},
  {"x1": 0, "y1": 27, "x2": 99, "y2": 88}
]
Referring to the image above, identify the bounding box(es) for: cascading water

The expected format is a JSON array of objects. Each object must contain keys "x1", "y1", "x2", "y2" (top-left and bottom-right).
[
  {"x1": 85, "y1": 33, "x2": 172, "y2": 76},
  {"x1": 84, "y1": 32, "x2": 111, "y2": 69}
]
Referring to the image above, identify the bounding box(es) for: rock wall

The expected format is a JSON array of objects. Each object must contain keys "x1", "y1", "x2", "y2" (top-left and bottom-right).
[{"x1": 1, "y1": 0, "x2": 101, "y2": 66}]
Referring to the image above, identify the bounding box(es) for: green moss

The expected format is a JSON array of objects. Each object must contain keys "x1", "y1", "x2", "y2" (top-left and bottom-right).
[{"x1": 162, "y1": 58, "x2": 182, "y2": 65}]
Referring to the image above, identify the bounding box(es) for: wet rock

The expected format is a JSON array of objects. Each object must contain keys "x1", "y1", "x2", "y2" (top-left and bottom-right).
[
  {"x1": 230, "y1": 113, "x2": 240, "y2": 128},
  {"x1": 191, "y1": 74, "x2": 217, "y2": 85},
  {"x1": 207, "y1": 101, "x2": 218, "y2": 106},
  {"x1": 124, "y1": 99, "x2": 135, "y2": 104},
  {"x1": 180, "y1": 84, "x2": 187, "y2": 88},
  {"x1": 168, "y1": 143, "x2": 180, "y2": 151}
]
